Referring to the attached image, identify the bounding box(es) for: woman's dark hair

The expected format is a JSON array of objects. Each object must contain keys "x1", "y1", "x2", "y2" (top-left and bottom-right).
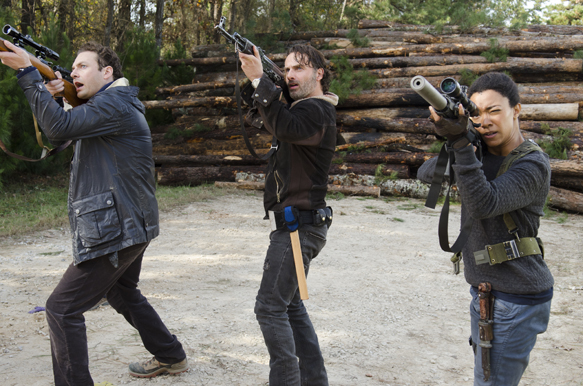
[
  {"x1": 468, "y1": 72, "x2": 520, "y2": 107},
  {"x1": 286, "y1": 45, "x2": 332, "y2": 93},
  {"x1": 78, "y1": 42, "x2": 124, "y2": 80}
]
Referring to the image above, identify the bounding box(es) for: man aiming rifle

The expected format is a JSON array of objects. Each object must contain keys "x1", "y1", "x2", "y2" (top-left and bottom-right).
[
  {"x1": 416, "y1": 72, "x2": 554, "y2": 385},
  {"x1": 238, "y1": 42, "x2": 337, "y2": 385},
  {"x1": 0, "y1": 40, "x2": 188, "y2": 384}
]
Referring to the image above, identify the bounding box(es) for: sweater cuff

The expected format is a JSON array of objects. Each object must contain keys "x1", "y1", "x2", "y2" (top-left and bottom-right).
[{"x1": 453, "y1": 143, "x2": 480, "y2": 166}]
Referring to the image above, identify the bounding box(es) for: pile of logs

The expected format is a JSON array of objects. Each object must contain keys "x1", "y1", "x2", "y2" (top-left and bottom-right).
[{"x1": 144, "y1": 20, "x2": 583, "y2": 213}]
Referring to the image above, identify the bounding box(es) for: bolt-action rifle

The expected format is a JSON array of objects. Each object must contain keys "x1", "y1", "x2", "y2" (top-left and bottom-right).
[
  {"x1": 410, "y1": 75, "x2": 483, "y2": 256},
  {"x1": 1, "y1": 25, "x2": 84, "y2": 107},
  {"x1": 0, "y1": 25, "x2": 85, "y2": 162}
]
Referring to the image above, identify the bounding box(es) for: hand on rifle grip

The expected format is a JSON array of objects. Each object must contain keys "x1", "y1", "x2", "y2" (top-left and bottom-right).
[
  {"x1": 429, "y1": 104, "x2": 471, "y2": 141},
  {"x1": 238, "y1": 45, "x2": 263, "y2": 81},
  {"x1": 46, "y1": 71, "x2": 65, "y2": 97}
]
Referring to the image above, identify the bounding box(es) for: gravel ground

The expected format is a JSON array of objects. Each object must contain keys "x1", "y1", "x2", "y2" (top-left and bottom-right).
[{"x1": 0, "y1": 192, "x2": 582, "y2": 385}]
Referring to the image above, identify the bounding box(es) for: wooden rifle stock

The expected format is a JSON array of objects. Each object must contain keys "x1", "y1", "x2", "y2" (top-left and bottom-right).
[{"x1": 0, "y1": 37, "x2": 85, "y2": 108}]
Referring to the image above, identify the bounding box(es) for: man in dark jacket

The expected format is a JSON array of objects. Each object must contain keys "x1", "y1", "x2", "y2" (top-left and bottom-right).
[
  {"x1": 417, "y1": 72, "x2": 553, "y2": 385},
  {"x1": 239, "y1": 45, "x2": 338, "y2": 386},
  {"x1": 0, "y1": 41, "x2": 187, "y2": 384}
]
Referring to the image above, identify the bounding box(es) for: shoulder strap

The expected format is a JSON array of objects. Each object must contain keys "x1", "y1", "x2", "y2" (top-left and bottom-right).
[
  {"x1": 496, "y1": 139, "x2": 542, "y2": 177},
  {"x1": 234, "y1": 51, "x2": 277, "y2": 161},
  {"x1": 496, "y1": 140, "x2": 544, "y2": 234}
]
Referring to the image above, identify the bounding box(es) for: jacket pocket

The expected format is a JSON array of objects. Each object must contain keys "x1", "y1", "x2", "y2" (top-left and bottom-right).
[{"x1": 72, "y1": 192, "x2": 121, "y2": 248}]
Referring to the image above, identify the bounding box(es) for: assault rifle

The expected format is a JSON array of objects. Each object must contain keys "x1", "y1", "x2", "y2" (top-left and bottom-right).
[
  {"x1": 213, "y1": 16, "x2": 286, "y2": 160},
  {"x1": 214, "y1": 16, "x2": 287, "y2": 92},
  {"x1": 1, "y1": 24, "x2": 84, "y2": 107},
  {"x1": 410, "y1": 75, "x2": 483, "y2": 256}
]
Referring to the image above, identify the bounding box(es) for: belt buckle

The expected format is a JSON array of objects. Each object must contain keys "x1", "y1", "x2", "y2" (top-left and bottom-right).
[{"x1": 503, "y1": 239, "x2": 520, "y2": 261}]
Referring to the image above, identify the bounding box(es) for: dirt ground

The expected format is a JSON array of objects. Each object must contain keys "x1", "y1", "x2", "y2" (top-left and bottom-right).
[{"x1": 0, "y1": 191, "x2": 582, "y2": 386}]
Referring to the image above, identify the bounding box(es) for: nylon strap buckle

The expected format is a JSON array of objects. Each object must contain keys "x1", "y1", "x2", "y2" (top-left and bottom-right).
[{"x1": 502, "y1": 239, "x2": 520, "y2": 261}]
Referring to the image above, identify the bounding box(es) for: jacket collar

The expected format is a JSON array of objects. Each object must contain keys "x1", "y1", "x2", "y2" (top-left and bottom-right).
[
  {"x1": 290, "y1": 92, "x2": 339, "y2": 108},
  {"x1": 96, "y1": 77, "x2": 130, "y2": 94}
]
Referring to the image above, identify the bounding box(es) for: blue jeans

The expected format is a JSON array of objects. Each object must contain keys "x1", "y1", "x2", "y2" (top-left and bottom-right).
[
  {"x1": 255, "y1": 224, "x2": 329, "y2": 386},
  {"x1": 470, "y1": 290, "x2": 551, "y2": 386}
]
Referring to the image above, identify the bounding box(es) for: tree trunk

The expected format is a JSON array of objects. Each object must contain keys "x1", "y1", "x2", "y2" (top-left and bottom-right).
[
  {"x1": 156, "y1": 165, "x2": 266, "y2": 186},
  {"x1": 142, "y1": 96, "x2": 238, "y2": 110},
  {"x1": 103, "y1": 0, "x2": 114, "y2": 46},
  {"x1": 289, "y1": 0, "x2": 301, "y2": 30},
  {"x1": 138, "y1": 0, "x2": 146, "y2": 28},
  {"x1": 550, "y1": 176, "x2": 583, "y2": 193},
  {"x1": 57, "y1": 0, "x2": 75, "y2": 43},
  {"x1": 369, "y1": 58, "x2": 583, "y2": 78},
  {"x1": 114, "y1": 0, "x2": 132, "y2": 52},
  {"x1": 520, "y1": 103, "x2": 579, "y2": 121},
  {"x1": 340, "y1": 55, "x2": 488, "y2": 70},
  {"x1": 319, "y1": 38, "x2": 583, "y2": 59},
  {"x1": 215, "y1": 180, "x2": 383, "y2": 197},
  {"x1": 154, "y1": 154, "x2": 267, "y2": 167},
  {"x1": 549, "y1": 159, "x2": 583, "y2": 177},
  {"x1": 155, "y1": 0, "x2": 165, "y2": 49},
  {"x1": 20, "y1": 0, "x2": 35, "y2": 36},
  {"x1": 152, "y1": 133, "x2": 273, "y2": 155},
  {"x1": 156, "y1": 81, "x2": 237, "y2": 95},
  {"x1": 547, "y1": 186, "x2": 583, "y2": 213},
  {"x1": 329, "y1": 163, "x2": 410, "y2": 178}
]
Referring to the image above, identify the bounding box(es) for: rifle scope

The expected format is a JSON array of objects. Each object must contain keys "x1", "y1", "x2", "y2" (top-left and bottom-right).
[
  {"x1": 439, "y1": 77, "x2": 478, "y2": 115},
  {"x1": 410, "y1": 75, "x2": 448, "y2": 111},
  {"x1": 3, "y1": 24, "x2": 60, "y2": 61}
]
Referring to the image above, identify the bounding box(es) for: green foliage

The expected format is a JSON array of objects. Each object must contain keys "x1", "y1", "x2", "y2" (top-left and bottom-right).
[
  {"x1": 0, "y1": 11, "x2": 75, "y2": 189},
  {"x1": 245, "y1": 10, "x2": 293, "y2": 53},
  {"x1": 347, "y1": 29, "x2": 370, "y2": 48},
  {"x1": 574, "y1": 50, "x2": 583, "y2": 59},
  {"x1": 459, "y1": 69, "x2": 479, "y2": 86},
  {"x1": 544, "y1": 0, "x2": 583, "y2": 25},
  {"x1": 374, "y1": 164, "x2": 399, "y2": 184},
  {"x1": 536, "y1": 125, "x2": 573, "y2": 160},
  {"x1": 331, "y1": 157, "x2": 345, "y2": 164},
  {"x1": 329, "y1": 55, "x2": 376, "y2": 103},
  {"x1": 428, "y1": 140, "x2": 445, "y2": 153},
  {"x1": 480, "y1": 38, "x2": 509, "y2": 63},
  {"x1": 326, "y1": 191, "x2": 345, "y2": 200}
]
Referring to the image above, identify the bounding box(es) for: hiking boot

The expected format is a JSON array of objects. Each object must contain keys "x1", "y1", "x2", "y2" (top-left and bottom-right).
[{"x1": 128, "y1": 357, "x2": 188, "y2": 378}]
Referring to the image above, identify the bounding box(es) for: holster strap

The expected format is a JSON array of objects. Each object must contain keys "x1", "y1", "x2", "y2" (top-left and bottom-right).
[{"x1": 474, "y1": 237, "x2": 543, "y2": 265}]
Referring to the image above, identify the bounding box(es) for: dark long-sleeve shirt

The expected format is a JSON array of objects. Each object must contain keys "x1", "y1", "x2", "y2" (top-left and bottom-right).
[{"x1": 418, "y1": 144, "x2": 554, "y2": 295}]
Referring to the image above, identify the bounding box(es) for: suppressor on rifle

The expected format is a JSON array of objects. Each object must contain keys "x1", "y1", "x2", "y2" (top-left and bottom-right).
[{"x1": 410, "y1": 75, "x2": 448, "y2": 111}]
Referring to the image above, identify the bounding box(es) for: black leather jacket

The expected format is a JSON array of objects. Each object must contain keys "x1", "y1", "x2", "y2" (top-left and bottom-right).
[
  {"x1": 247, "y1": 74, "x2": 338, "y2": 212},
  {"x1": 18, "y1": 71, "x2": 159, "y2": 265}
]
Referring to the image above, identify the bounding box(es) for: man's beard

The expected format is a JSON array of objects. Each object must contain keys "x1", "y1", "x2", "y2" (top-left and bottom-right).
[{"x1": 288, "y1": 71, "x2": 318, "y2": 100}]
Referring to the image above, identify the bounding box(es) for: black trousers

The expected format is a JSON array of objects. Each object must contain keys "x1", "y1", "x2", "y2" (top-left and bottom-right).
[{"x1": 45, "y1": 242, "x2": 185, "y2": 386}]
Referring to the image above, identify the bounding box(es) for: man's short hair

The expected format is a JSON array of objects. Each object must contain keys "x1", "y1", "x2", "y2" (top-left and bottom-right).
[
  {"x1": 78, "y1": 42, "x2": 124, "y2": 80},
  {"x1": 286, "y1": 45, "x2": 331, "y2": 93},
  {"x1": 468, "y1": 72, "x2": 520, "y2": 107}
]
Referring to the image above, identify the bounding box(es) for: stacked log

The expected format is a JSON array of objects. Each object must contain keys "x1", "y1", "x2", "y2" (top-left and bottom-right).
[{"x1": 145, "y1": 20, "x2": 583, "y2": 213}]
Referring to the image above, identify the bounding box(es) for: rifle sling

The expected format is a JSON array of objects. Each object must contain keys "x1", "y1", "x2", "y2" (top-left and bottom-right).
[
  {"x1": 235, "y1": 51, "x2": 277, "y2": 161},
  {"x1": 0, "y1": 112, "x2": 72, "y2": 162}
]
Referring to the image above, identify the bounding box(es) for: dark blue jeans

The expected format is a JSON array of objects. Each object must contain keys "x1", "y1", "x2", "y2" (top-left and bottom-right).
[
  {"x1": 45, "y1": 242, "x2": 185, "y2": 386},
  {"x1": 255, "y1": 224, "x2": 329, "y2": 386}
]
